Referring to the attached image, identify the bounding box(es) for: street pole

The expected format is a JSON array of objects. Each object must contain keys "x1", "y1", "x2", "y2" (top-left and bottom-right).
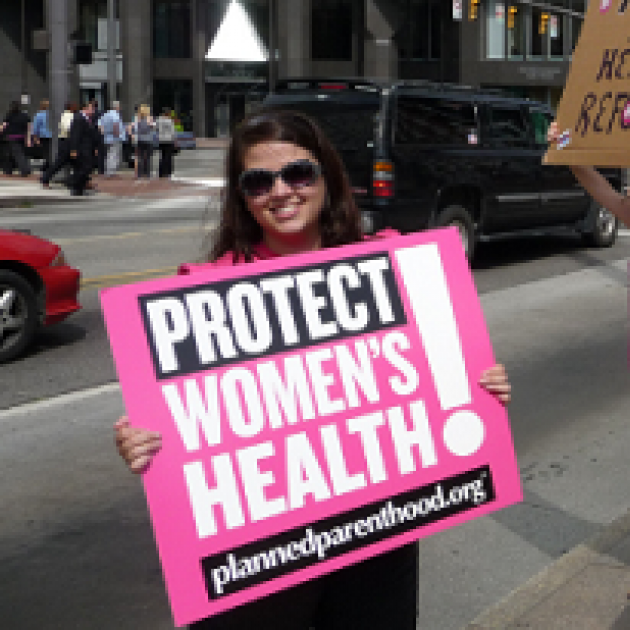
[
  {"x1": 268, "y1": 0, "x2": 276, "y2": 94},
  {"x1": 107, "y1": 0, "x2": 116, "y2": 106},
  {"x1": 49, "y1": 0, "x2": 70, "y2": 160},
  {"x1": 21, "y1": 0, "x2": 27, "y2": 105}
]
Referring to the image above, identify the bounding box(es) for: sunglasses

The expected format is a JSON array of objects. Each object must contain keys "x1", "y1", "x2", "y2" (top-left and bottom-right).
[{"x1": 238, "y1": 160, "x2": 322, "y2": 198}]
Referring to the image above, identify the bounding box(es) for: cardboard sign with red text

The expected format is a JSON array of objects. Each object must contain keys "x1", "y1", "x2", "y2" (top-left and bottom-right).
[
  {"x1": 545, "y1": 0, "x2": 630, "y2": 166},
  {"x1": 101, "y1": 229, "x2": 522, "y2": 627}
]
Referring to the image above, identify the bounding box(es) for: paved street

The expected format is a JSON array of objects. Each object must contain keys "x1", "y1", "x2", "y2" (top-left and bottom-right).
[{"x1": 1, "y1": 170, "x2": 630, "y2": 628}]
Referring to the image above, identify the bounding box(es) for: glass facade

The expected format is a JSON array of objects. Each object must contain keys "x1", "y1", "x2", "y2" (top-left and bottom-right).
[
  {"x1": 311, "y1": 0, "x2": 354, "y2": 61},
  {"x1": 484, "y1": 0, "x2": 584, "y2": 61},
  {"x1": 154, "y1": 0, "x2": 191, "y2": 58}
]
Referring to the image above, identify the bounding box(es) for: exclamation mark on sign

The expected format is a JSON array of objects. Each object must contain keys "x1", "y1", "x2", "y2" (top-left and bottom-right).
[{"x1": 395, "y1": 243, "x2": 486, "y2": 458}]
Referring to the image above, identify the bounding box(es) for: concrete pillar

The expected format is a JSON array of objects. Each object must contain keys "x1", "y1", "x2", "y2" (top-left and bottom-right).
[
  {"x1": 120, "y1": 0, "x2": 152, "y2": 122},
  {"x1": 364, "y1": 0, "x2": 400, "y2": 80},
  {"x1": 277, "y1": 0, "x2": 309, "y2": 77}
]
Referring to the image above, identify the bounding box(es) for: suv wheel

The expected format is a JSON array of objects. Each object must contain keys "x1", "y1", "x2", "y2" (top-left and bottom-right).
[
  {"x1": 436, "y1": 205, "x2": 476, "y2": 261},
  {"x1": 582, "y1": 201, "x2": 618, "y2": 248},
  {"x1": 0, "y1": 270, "x2": 39, "y2": 363}
]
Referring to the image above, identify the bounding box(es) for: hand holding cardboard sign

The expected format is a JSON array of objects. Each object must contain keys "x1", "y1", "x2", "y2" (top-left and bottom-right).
[
  {"x1": 114, "y1": 416, "x2": 162, "y2": 474},
  {"x1": 547, "y1": 121, "x2": 630, "y2": 227},
  {"x1": 544, "y1": 1, "x2": 630, "y2": 166},
  {"x1": 478, "y1": 364, "x2": 511, "y2": 405}
]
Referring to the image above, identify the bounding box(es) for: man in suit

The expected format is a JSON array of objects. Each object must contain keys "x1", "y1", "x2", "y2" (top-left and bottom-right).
[
  {"x1": 89, "y1": 99, "x2": 106, "y2": 175},
  {"x1": 68, "y1": 101, "x2": 97, "y2": 196}
]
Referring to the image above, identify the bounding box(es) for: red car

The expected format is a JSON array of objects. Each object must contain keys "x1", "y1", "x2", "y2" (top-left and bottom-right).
[{"x1": 0, "y1": 229, "x2": 81, "y2": 362}]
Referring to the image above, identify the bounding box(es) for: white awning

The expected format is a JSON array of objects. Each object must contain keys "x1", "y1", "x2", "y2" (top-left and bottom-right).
[{"x1": 206, "y1": 0, "x2": 268, "y2": 63}]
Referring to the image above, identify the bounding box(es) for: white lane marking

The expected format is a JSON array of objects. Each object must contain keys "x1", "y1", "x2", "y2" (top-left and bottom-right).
[
  {"x1": 0, "y1": 382, "x2": 121, "y2": 421},
  {"x1": 170, "y1": 176, "x2": 225, "y2": 188},
  {"x1": 0, "y1": 196, "x2": 211, "y2": 226},
  {"x1": 55, "y1": 222, "x2": 216, "y2": 245}
]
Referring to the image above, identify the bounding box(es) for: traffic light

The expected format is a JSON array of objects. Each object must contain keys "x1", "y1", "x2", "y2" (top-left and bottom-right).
[
  {"x1": 469, "y1": 0, "x2": 480, "y2": 21},
  {"x1": 539, "y1": 12, "x2": 550, "y2": 35},
  {"x1": 508, "y1": 6, "x2": 518, "y2": 29},
  {"x1": 72, "y1": 41, "x2": 93, "y2": 65}
]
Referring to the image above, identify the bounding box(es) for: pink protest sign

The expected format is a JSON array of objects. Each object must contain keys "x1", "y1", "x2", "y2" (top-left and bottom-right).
[{"x1": 101, "y1": 228, "x2": 522, "y2": 627}]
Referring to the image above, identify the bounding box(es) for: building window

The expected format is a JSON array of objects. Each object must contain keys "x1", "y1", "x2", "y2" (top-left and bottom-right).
[
  {"x1": 486, "y1": 1, "x2": 524, "y2": 59},
  {"x1": 530, "y1": 6, "x2": 546, "y2": 58},
  {"x1": 397, "y1": 0, "x2": 442, "y2": 61},
  {"x1": 154, "y1": 0, "x2": 191, "y2": 59},
  {"x1": 507, "y1": 2, "x2": 524, "y2": 59},
  {"x1": 311, "y1": 0, "x2": 353, "y2": 61},
  {"x1": 548, "y1": 12, "x2": 564, "y2": 59},
  {"x1": 486, "y1": 0, "x2": 506, "y2": 59}
]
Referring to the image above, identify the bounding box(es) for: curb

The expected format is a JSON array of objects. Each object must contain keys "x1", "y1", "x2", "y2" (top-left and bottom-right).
[{"x1": 466, "y1": 509, "x2": 630, "y2": 629}]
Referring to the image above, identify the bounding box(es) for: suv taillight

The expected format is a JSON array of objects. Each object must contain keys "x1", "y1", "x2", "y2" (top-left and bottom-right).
[{"x1": 373, "y1": 160, "x2": 394, "y2": 198}]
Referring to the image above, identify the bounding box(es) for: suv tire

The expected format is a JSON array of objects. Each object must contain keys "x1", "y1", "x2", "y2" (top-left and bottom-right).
[
  {"x1": 435, "y1": 205, "x2": 476, "y2": 261},
  {"x1": 582, "y1": 201, "x2": 618, "y2": 248},
  {"x1": 0, "y1": 270, "x2": 39, "y2": 363}
]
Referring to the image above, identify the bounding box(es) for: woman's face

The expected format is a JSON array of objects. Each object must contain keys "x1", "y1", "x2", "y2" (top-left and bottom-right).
[{"x1": 240, "y1": 141, "x2": 326, "y2": 254}]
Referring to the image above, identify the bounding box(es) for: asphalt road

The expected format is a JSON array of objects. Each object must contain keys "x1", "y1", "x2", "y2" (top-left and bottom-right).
[{"x1": 1, "y1": 194, "x2": 630, "y2": 629}]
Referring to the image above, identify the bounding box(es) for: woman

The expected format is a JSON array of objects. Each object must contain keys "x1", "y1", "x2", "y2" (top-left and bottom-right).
[
  {"x1": 0, "y1": 100, "x2": 31, "y2": 177},
  {"x1": 156, "y1": 107, "x2": 176, "y2": 178},
  {"x1": 547, "y1": 121, "x2": 630, "y2": 227},
  {"x1": 115, "y1": 110, "x2": 511, "y2": 629},
  {"x1": 132, "y1": 104, "x2": 155, "y2": 179}
]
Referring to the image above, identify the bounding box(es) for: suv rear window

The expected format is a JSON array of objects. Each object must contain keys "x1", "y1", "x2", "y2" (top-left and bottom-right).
[
  {"x1": 263, "y1": 97, "x2": 379, "y2": 151},
  {"x1": 394, "y1": 96, "x2": 477, "y2": 146}
]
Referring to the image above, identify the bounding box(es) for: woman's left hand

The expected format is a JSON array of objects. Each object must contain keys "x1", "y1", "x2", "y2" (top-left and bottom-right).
[{"x1": 479, "y1": 364, "x2": 511, "y2": 406}]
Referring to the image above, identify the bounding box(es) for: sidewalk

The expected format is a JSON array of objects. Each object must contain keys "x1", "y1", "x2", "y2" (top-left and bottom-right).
[
  {"x1": 0, "y1": 171, "x2": 219, "y2": 207},
  {"x1": 467, "y1": 507, "x2": 630, "y2": 629}
]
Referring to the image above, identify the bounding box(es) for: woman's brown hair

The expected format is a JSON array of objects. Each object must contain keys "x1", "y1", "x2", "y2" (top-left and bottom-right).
[{"x1": 209, "y1": 109, "x2": 363, "y2": 262}]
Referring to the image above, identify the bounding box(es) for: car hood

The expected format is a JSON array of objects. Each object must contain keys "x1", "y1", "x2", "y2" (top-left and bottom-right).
[{"x1": 0, "y1": 229, "x2": 60, "y2": 269}]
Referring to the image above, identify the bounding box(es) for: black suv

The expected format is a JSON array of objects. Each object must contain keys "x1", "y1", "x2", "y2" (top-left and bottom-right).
[{"x1": 263, "y1": 78, "x2": 621, "y2": 261}]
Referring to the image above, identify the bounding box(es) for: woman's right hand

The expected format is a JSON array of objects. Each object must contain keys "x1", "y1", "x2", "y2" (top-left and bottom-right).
[
  {"x1": 547, "y1": 121, "x2": 560, "y2": 145},
  {"x1": 114, "y1": 416, "x2": 162, "y2": 474}
]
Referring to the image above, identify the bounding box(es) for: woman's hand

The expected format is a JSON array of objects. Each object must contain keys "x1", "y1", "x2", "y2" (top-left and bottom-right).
[
  {"x1": 114, "y1": 416, "x2": 162, "y2": 474},
  {"x1": 479, "y1": 364, "x2": 511, "y2": 406},
  {"x1": 547, "y1": 121, "x2": 560, "y2": 145}
]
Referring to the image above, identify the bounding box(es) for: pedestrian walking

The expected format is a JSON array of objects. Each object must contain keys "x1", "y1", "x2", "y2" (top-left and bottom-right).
[
  {"x1": 98, "y1": 100, "x2": 126, "y2": 177},
  {"x1": 156, "y1": 107, "x2": 176, "y2": 178},
  {"x1": 31, "y1": 99, "x2": 52, "y2": 173},
  {"x1": 114, "y1": 110, "x2": 512, "y2": 630},
  {"x1": 132, "y1": 104, "x2": 155, "y2": 179},
  {"x1": 41, "y1": 102, "x2": 77, "y2": 188},
  {"x1": 0, "y1": 101, "x2": 31, "y2": 176},
  {"x1": 89, "y1": 99, "x2": 106, "y2": 175},
  {"x1": 67, "y1": 101, "x2": 98, "y2": 196},
  {"x1": 548, "y1": 121, "x2": 630, "y2": 228}
]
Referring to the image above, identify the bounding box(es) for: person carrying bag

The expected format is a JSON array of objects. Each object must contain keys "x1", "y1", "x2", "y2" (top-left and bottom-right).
[
  {"x1": 132, "y1": 104, "x2": 155, "y2": 179},
  {"x1": 157, "y1": 107, "x2": 176, "y2": 178}
]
